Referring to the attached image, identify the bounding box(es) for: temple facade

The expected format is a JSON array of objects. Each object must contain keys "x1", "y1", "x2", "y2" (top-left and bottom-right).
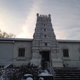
[
  {"x1": 0, "y1": 13, "x2": 80, "y2": 68},
  {"x1": 31, "y1": 13, "x2": 62, "y2": 67}
]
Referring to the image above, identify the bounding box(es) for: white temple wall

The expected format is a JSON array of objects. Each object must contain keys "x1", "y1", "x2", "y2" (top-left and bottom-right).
[
  {"x1": 58, "y1": 42, "x2": 80, "y2": 67},
  {"x1": 0, "y1": 41, "x2": 14, "y2": 66},
  {"x1": 13, "y1": 41, "x2": 32, "y2": 66},
  {"x1": 0, "y1": 40, "x2": 80, "y2": 67}
]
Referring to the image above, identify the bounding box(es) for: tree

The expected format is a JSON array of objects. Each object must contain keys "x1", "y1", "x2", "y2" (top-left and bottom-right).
[{"x1": 0, "y1": 30, "x2": 16, "y2": 38}]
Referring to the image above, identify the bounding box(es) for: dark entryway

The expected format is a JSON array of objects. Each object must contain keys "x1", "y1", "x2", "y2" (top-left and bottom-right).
[{"x1": 40, "y1": 51, "x2": 50, "y2": 62}]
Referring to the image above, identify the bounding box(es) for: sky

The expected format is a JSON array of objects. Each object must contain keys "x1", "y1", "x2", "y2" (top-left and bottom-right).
[{"x1": 0, "y1": 0, "x2": 80, "y2": 40}]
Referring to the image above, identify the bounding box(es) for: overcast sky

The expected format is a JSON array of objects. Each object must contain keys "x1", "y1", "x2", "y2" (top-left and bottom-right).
[{"x1": 0, "y1": 0, "x2": 80, "y2": 40}]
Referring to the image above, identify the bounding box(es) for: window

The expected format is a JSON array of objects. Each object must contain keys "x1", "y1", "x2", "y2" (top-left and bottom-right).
[
  {"x1": 44, "y1": 35, "x2": 46, "y2": 38},
  {"x1": 63, "y1": 49, "x2": 69, "y2": 57},
  {"x1": 18, "y1": 48, "x2": 25, "y2": 57},
  {"x1": 44, "y1": 29, "x2": 46, "y2": 31},
  {"x1": 45, "y1": 43, "x2": 47, "y2": 46}
]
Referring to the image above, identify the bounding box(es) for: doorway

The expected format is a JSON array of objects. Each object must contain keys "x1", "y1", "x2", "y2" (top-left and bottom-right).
[{"x1": 40, "y1": 51, "x2": 50, "y2": 62}]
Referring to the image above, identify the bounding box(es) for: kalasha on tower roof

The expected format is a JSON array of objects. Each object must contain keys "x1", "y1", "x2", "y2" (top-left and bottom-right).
[{"x1": 37, "y1": 13, "x2": 51, "y2": 18}]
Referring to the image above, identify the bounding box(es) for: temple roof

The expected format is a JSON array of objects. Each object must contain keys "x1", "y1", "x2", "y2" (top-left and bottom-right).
[{"x1": 0, "y1": 38, "x2": 80, "y2": 43}]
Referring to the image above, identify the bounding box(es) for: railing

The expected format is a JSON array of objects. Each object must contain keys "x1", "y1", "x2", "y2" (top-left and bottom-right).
[{"x1": 46, "y1": 61, "x2": 56, "y2": 79}]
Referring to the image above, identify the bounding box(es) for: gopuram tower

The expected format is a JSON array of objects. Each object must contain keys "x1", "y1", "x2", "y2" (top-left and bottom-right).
[{"x1": 31, "y1": 13, "x2": 63, "y2": 67}]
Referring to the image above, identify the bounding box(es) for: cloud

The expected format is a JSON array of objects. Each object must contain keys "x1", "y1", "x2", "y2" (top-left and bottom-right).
[
  {"x1": 0, "y1": 9, "x2": 24, "y2": 35},
  {"x1": 0, "y1": 0, "x2": 80, "y2": 40},
  {"x1": 73, "y1": 0, "x2": 80, "y2": 8},
  {"x1": 51, "y1": 0, "x2": 80, "y2": 40},
  {"x1": 54, "y1": 14, "x2": 80, "y2": 40},
  {"x1": 17, "y1": 0, "x2": 43, "y2": 38},
  {"x1": 0, "y1": 0, "x2": 28, "y2": 35}
]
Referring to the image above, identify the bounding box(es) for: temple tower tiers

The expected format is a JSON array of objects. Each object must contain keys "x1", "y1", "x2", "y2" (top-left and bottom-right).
[{"x1": 31, "y1": 13, "x2": 63, "y2": 67}]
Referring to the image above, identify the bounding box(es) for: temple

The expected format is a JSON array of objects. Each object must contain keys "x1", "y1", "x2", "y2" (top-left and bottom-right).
[
  {"x1": 31, "y1": 13, "x2": 63, "y2": 67},
  {"x1": 0, "y1": 13, "x2": 80, "y2": 68}
]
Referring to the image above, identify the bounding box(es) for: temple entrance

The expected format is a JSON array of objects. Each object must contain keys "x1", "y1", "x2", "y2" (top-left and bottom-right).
[{"x1": 40, "y1": 51, "x2": 50, "y2": 62}]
